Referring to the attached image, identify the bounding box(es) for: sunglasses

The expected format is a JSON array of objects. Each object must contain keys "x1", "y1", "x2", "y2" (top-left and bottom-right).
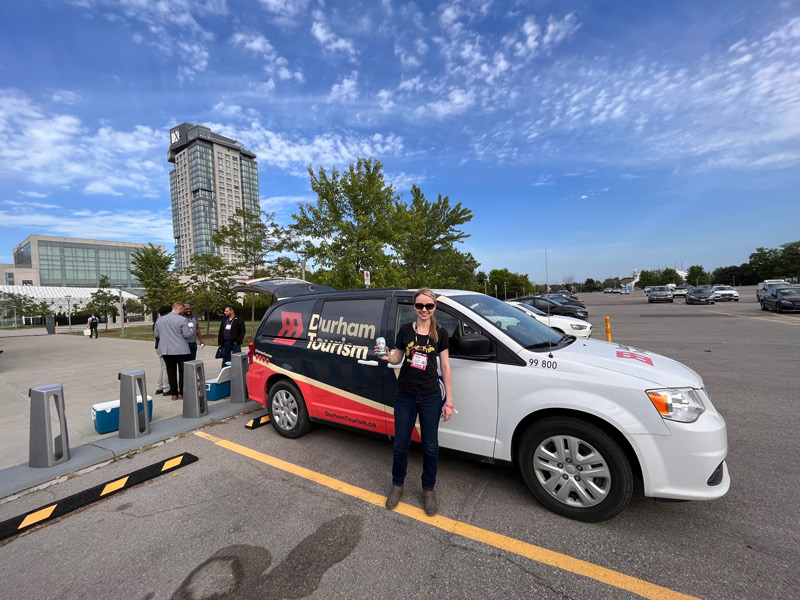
[{"x1": 414, "y1": 303, "x2": 435, "y2": 311}]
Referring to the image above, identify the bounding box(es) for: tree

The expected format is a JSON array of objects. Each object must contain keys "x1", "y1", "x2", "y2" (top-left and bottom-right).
[
  {"x1": 212, "y1": 208, "x2": 286, "y2": 278},
  {"x1": 685, "y1": 265, "x2": 708, "y2": 286},
  {"x1": 125, "y1": 298, "x2": 144, "y2": 316},
  {"x1": 394, "y1": 185, "x2": 475, "y2": 288},
  {"x1": 583, "y1": 278, "x2": 602, "y2": 293},
  {"x1": 778, "y1": 241, "x2": 800, "y2": 280},
  {"x1": 487, "y1": 268, "x2": 534, "y2": 298},
  {"x1": 87, "y1": 275, "x2": 119, "y2": 330},
  {"x1": 293, "y1": 158, "x2": 403, "y2": 289},
  {"x1": 130, "y1": 244, "x2": 185, "y2": 316},
  {"x1": 185, "y1": 253, "x2": 238, "y2": 334},
  {"x1": 561, "y1": 275, "x2": 576, "y2": 290},
  {"x1": 659, "y1": 268, "x2": 683, "y2": 286},
  {"x1": 748, "y1": 247, "x2": 781, "y2": 281},
  {"x1": 0, "y1": 291, "x2": 36, "y2": 327}
]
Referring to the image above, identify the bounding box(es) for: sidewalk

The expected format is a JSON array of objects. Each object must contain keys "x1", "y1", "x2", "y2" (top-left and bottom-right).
[{"x1": 0, "y1": 328, "x2": 257, "y2": 498}]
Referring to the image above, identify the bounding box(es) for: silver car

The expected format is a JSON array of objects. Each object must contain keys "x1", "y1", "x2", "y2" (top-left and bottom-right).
[{"x1": 648, "y1": 286, "x2": 674, "y2": 303}]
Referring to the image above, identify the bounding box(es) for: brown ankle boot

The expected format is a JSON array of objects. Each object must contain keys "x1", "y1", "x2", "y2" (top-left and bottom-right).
[
  {"x1": 385, "y1": 485, "x2": 403, "y2": 510},
  {"x1": 423, "y1": 489, "x2": 438, "y2": 516}
]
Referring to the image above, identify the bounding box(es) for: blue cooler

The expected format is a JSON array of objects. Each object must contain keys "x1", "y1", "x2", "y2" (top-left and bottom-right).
[
  {"x1": 92, "y1": 396, "x2": 153, "y2": 434},
  {"x1": 205, "y1": 365, "x2": 231, "y2": 401}
]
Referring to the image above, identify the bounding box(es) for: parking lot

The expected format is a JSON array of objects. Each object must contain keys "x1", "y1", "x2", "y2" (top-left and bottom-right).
[{"x1": 1, "y1": 286, "x2": 798, "y2": 600}]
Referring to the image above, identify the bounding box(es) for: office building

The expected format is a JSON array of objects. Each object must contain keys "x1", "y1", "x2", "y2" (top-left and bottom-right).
[
  {"x1": 167, "y1": 123, "x2": 260, "y2": 270},
  {"x1": 2, "y1": 235, "x2": 165, "y2": 288}
]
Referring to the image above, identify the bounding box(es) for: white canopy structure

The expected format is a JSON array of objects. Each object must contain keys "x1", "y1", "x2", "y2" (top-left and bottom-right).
[{"x1": 0, "y1": 285, "x2": 139, "y2": 314}]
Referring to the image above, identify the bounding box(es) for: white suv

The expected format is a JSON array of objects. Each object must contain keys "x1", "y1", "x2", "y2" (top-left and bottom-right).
[{"x1": 712, "y1": 285, "x2": 739, "y2": 302}]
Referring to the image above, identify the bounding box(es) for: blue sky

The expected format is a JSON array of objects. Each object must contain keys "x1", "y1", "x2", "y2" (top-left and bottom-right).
[{"x1": 1, "y1": 0, "x2": 798, "y2": 284}]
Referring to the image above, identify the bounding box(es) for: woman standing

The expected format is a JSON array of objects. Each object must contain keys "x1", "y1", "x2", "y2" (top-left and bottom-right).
[{"x1": 378, "y1": 288, "x2": 453, "y2": 516}]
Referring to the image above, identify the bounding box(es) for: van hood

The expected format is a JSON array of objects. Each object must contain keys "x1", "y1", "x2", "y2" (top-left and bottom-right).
[{"x1": 553, "y1": 338, "x2": 704, "y2": 388}]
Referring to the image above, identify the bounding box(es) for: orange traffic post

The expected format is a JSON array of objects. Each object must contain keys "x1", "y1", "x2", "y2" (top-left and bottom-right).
[{"x1": 605, "y1": 316, "x2": 611, "y2": 342}]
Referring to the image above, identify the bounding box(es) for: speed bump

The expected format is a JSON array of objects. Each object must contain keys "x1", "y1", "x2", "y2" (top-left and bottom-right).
[
  {"x1": 245, "y1": 415, "x2": 270, "y2": 430},
  {"x1": 0, "y1": 452, "x2": 198, "y2": 542}
]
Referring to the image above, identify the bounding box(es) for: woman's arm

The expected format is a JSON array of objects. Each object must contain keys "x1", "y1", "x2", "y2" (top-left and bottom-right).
[
  {"x1": 440, "y1": 349, "x2": 454, "y2": 422},
  {"x1": 379, "y1": 348, "x2": 404, "y2": 365}
]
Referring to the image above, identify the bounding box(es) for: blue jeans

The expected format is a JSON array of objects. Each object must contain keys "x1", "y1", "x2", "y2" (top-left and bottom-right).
[
  {"x1": 220, "y1": 341, "x2": 241, "y2": 367},
  {"x1": 392, "y1": 391, "x2": 442, "y2": 490}
]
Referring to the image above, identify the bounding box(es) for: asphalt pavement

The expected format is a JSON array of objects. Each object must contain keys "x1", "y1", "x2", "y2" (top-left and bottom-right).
[{"x1": 0, "y1": 286, "x2": 798, "y2": 600}]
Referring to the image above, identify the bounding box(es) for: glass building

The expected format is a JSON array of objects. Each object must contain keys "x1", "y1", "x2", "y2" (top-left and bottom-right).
[
  {"x1": 167, "y1": 123, "x2": 260, "y2": 271},
  {"x1": 5, "y1": 235, "x2": 166, "y2": 288}
]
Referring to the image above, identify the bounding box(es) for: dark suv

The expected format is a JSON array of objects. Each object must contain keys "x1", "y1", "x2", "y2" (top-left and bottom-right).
[{"x1": 515, "y1": 295, "x2": 589, "y2": 320}]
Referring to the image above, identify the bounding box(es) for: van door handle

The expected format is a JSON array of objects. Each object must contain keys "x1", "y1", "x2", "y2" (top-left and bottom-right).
[{"x1": 358, "y1": 360, "x2": 379, "y2": 366}]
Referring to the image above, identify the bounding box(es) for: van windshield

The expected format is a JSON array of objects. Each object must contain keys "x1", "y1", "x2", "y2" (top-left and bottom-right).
[{"x1": 451, "y1": 294, "x2": 571, "y2": 350}]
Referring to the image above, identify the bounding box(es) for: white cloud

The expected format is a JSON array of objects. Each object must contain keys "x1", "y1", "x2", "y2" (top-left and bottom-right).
[
  {"x1": 0, "y1": 89, "x2": 165, "y2": 196},
  {"x1": 256, "y1": 0, "x2": 309, "y2": 27},
  {"x1": 330, "y1": 71, "x2": 359, "y2": 102},
  {"x1": 421, "y1": 88, "x2": 475, "y2": 118},
  {"x1": 17, "y1": 191, "x2": 49, "y2": 198},
  {"x1": 230, "y1": 32, "x2": 304, "y2": 81},
  {"x1": 0, "y1": 207, "x2": 174, "y2": 244},
  {"x1": 311, "y1": 11, "x2": 357, "y2": 57},
  {"x1": 4, "y1": 199, "x2": 60, "y2": 209},
  {"x1": 51, "y1": 90, "x2": 82, "y2": 105},
  {"x1": 213, "y1": 102, "x2": 243, "y2": 118}
]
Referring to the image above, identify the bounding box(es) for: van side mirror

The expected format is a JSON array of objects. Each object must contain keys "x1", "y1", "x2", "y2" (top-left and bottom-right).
[{"x1": 458, "y1": 333, "x2": 495, "y2": 360}]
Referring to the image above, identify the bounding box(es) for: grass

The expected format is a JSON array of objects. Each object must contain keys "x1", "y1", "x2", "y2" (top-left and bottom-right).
[{"x1": 63, "y1": 321, "x2": 254, "y2": 345}]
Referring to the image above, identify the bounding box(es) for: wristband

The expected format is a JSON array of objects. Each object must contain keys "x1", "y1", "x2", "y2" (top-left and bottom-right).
[{"x1": 444, "y1": 403, "x2": 453, "y2": 408}]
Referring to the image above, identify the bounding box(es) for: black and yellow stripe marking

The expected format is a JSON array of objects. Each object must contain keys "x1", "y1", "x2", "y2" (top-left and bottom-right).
[
  {"x1": 0, "y1": 452, "x2": 198, "y2": 542},
  {"x1": 245, "y1": 414, "x2": 270, "y2": 430}
]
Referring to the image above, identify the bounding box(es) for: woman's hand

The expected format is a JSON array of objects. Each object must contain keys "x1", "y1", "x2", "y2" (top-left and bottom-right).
[{"x1": 442, "y1": 403, "x2": 454, "y2": 422}]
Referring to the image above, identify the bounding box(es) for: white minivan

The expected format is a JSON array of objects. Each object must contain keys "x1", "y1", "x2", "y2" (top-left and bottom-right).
[{"x1": 247, "y1": 289, "x2": 729, "y2": 522}]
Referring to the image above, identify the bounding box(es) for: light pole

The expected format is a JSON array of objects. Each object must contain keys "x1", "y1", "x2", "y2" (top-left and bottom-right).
[
  {"x1": 483, "y1": 279, "x2": 488, "y2": 295},
  {"x1": 298, "y1": 250, "x2": 307, "y2": 279},
  {"x1": 66, "y1": 295, "x2": 72, "y2": 333},
  {"x1": 116, "y1": 286, "x2": 125, "y2": 337},
  {"x1": 503, "y1": 282, "x2": 507, "y2": 300}
]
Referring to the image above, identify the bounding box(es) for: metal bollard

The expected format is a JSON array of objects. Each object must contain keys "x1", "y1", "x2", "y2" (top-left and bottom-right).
[
  {"x1": 183, "y1": 360, "x2": 209, "y2": 418},
  {"x1": 29, "y1": 384, "x2": 71, "y2": 468},
  {"x1": 230, "y1": 352, "x2": 250, "y2": 404},
  {"x1": 118, "y1": 370, "x2": 151, "y2": 439}
]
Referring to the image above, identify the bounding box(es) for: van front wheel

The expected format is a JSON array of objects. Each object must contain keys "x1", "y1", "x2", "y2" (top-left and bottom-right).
[
  {"x1": 268, "y1": 380, "x2": 311, "y2": 439},
  {"x1": 518, "y1": 417, "x2": 633, "y2": 522}
]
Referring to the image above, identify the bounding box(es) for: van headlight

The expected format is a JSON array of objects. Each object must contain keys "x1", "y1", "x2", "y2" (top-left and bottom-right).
[{"x1": 646, "y1": 388, "x2": 706, "y2": 423}]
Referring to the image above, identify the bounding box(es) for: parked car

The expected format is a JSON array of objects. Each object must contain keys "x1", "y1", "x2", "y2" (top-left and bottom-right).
[
  {"x1": 507, "y1": 301, "x2": 592, "y2": 338},
  {"x1": 685, "y1": 287, "x2": 715, "y2": 305},
  {"x1": 516, "y1": 295, "x2": 589, "y2": 320},
  {"x1": 604, "y1": 288, "x2": 613, "y2": 293},
  {"x1": 673, "y1": 285, "x2": 688, "y2": 297},
  {"x1": 760, "y1": 287, "x2": 800, "y2": 313},
  {"x1": 644, "y1": 286, "x2": 652, "y2": 294},
  {"x1": 612, "y1": 288, "x2": 622, "y2": 294},
  {"x1": 648, "y1": 286, "x2": 674, "y2": 303},
  {"x1": 541, "y1": 293, "x2": 585, "y2": 307},
  {"x1": 756, "y1": 280, "x2": 790, "y2": 301},
  {"x1": 247, "y1": 288, "x2": 729, "y2": 522},
  {"x1": 711, "y1": 285, "x2": 739, "y2": 302}
]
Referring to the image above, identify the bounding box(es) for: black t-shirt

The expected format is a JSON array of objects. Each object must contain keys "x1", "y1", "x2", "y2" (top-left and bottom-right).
[{"x1": 395, "y1": 322, "x2": 449, "y2": 395}]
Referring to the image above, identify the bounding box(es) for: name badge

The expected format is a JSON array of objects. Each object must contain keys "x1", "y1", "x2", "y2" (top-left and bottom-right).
[
  {"x1": 188, "y1": 322, "x2": 194, "y2": 328},
  {"x1": 410, "y1": 352, "x2": 428, "y2": 370},
  {"x1": 226, "y1": 323, "x2": 232, "y2": 330}
]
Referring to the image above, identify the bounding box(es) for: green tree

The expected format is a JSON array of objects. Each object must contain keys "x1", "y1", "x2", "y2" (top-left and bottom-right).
[
  {"x1": 748, "y1": 247, "x2": 781, "y2": 281},
  {"x1": 583, "y1": 278, "x2": 602, "y2": 293},
  {"x1": 130, "y1": 244, "x2": 185, "y2": 316},
  {"x1": 659, "y1": 268, "x2": 683, "y2": 286},
  {"x1": 778, "y1": 241, "x2": 800, "y2": 280},
  {"x1": 394, "y1": 185, "x2": 475, "y2": 288},
  {"x1": 212, "y1": 208, "x2": 286, "y2": 278},
  {"x1": 125, "y1": 298, "x2": 144, "y2": 316},
  {"x1": 293, "y1": 158, "x2": 403, "y2": 289},
  {"x1": 271, "y1": 255, "x2": 301, "y2": 278},
  {"x1": 185, "y1": 253, "x2": 237, "y2": 334},
  {"x1": 0, "y1": 291, "x2": 35, "y2": 327},
  {"x1": 87, "y1": 275, "x2": 119, "y2": 330},
  {"x1": 685, "y1": 265, "x2": 708, "y2": 286},
  {"x1": 487, "y1": 268, "x2": 534, "y2": 298},
  {"x1": 636, "y1": 270, "x2": 660, "y2": 288}
]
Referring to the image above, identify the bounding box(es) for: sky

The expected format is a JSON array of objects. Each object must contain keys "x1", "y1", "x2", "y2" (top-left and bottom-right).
[{"x1": 1, "y1": 0, "x2": 799, "y2": 285}]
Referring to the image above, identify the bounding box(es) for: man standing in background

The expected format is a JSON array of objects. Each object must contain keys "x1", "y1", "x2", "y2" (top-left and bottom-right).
[
  {"x1": 183, "y1": 303, "x2": 204, "y2": 360},
  {"x1": 217, "y1": 305, "x2": 245, "y2": 367}
]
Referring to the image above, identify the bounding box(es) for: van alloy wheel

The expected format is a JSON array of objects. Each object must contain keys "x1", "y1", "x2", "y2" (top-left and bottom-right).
[{"x1": 268, "y1": 380, "x2": 312, "y2": 438}]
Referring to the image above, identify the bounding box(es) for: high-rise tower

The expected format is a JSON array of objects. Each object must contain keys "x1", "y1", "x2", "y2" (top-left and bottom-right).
[{"x1": 167, "y1": 123, "x2": 259, "y2": 270}]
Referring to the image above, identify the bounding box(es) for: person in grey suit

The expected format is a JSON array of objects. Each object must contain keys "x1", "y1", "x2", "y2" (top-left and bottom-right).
[{"x1": 153, "y1": 301, "x2": 195, "y2": 400}]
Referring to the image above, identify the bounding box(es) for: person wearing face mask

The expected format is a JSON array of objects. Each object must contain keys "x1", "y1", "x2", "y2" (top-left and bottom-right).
[{"x1": 378, "y1": 287, "x2": 453, "y2": 516}]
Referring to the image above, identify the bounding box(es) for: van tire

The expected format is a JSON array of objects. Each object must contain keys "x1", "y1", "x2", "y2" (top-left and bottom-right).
[
  {"x1": 268, "y1": 380, "x2": 312, "y2": 439},
  {"x1": 517, "y1": 417, "x2": 633, "y2": 522}
]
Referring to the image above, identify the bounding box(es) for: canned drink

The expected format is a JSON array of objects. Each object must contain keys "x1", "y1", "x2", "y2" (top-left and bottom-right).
[{"x1": 375, "y1": 337, "x2": 388, "y2": 355}]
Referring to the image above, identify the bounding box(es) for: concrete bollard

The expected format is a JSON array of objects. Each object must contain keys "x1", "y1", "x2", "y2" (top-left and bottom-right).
[
  {"x1": 230, "y1": 352, "x2": 249, "y2": 404},
  {"x1": 183, "y1": 360, "x2": 209, "y2": 418},
  {"x1": 29, "y1": 384, "x2": 71, "y2": 468},
  {"x1": 118, "y1": 370, "x2": 151, "y2": 439}
]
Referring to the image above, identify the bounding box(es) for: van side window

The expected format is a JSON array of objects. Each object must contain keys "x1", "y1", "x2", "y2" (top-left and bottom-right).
[
  {"x1": 316, "y1": 299, "x2": 384, "y2": 346},
  {"x1": 395, "y1": 303, "x2": 481, "y2": 358},
  {"x1": 261, "y1": 300, "x2": 315, "y2": 342}
]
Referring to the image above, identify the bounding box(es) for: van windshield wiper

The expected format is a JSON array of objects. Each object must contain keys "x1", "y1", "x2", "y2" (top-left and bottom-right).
[{"x1": 525, "y1": 341, "x2": 560, "y2": 349}]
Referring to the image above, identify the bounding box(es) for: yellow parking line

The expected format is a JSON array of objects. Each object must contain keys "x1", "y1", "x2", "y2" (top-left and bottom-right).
[
  {"x1": 717, "y1": 311, "x2": 800, "y2": 325},
  {"x1": 194, "y1": 430, "x2": 699, "y2": 600}
]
